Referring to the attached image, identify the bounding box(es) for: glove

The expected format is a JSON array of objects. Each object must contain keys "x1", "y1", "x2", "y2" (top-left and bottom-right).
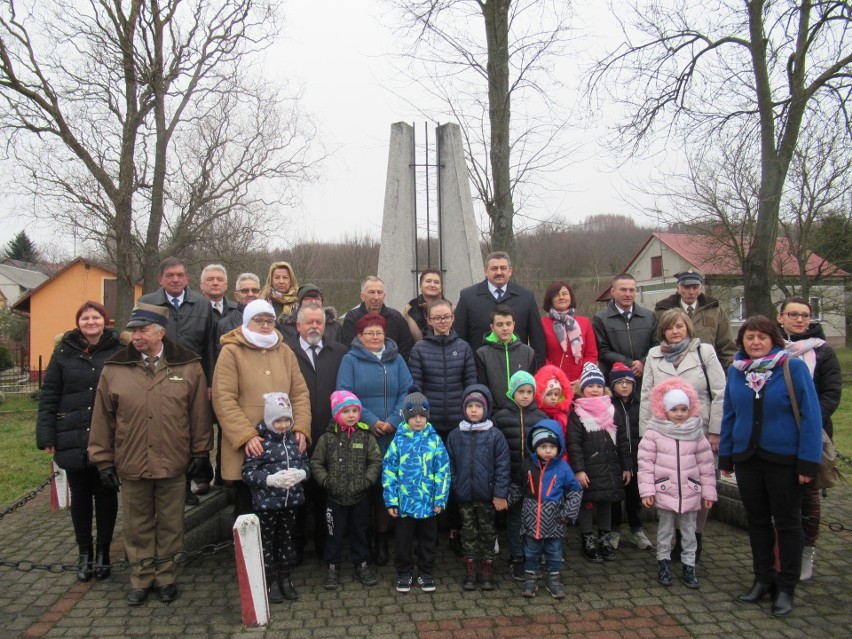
[
  {"x1": 265, "y1": 470, "x2": 288, "y2": 489},
  {"x1": 186, "y1": 456, "x2": 214, "y2": 483},
  {"x1": 99, "y1": 467, "x2": 121, "y2": 492},
  {"x1": 280, "y1": 468, "x2": 307, "y2": 489}
]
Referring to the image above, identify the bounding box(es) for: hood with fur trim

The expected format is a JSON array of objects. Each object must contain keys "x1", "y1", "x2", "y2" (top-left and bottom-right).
[
  {"x1": 649, "y1": 377, "x2": 701, "y2": 420},
  {"x1": 534, "y1": 364, "x2": 574, "y2": 414}
]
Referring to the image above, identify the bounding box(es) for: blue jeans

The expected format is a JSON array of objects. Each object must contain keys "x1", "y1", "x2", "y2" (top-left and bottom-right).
[{"x1": 524, "y1": 536, "x2": 562, "y2": 573}]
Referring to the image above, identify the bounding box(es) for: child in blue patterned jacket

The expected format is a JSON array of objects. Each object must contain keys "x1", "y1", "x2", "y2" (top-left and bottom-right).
[{"x1": 382, "y1": 390, "x2": 451, "y2": 594}]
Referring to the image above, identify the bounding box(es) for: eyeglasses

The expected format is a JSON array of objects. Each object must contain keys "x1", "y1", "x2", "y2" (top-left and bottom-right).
[
  {"x1": 361, "y1": 331, "x2": 384, "y2": 338},
  {"x1": 782, "y1": 312, "x2": 811, "y2": 320},
  {"x1": 429, "y1": 315, "x2": 453, "y2": 323},
  {"x1": 250, "y1": 318, "x2": 276, "y2": 327},
  {"x1": 238, "y1": 288, "x2": 261, "y2": 295}
]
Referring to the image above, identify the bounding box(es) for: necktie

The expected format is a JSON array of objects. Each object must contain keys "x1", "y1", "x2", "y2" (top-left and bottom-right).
[
  {"x1": 309, "y1": 345, "x2": 319, "y2": 369},
  {"x1": 495, "y1": 288, "x2": 504, "y2": 302},
  {"x1": 171, "y1": 297, "x2": 181, "y2": 312},
  {"x1": 623, "y1": 311, "x2": 631, "y2": 322},
  {"x1": 144, "y1": 355, "x2": 159, "y2": 374},
  {"x1": 214, "y1": 301, "x2": 222, "y2": 314},
  {"x1": 687, "y1": 306, "x2": 694, "y2": 318}
]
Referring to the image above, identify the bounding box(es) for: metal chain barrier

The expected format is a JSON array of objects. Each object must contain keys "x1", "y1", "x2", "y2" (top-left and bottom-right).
[{"x1": 0, "y1": 472, "x2": 58, "y2": 522}]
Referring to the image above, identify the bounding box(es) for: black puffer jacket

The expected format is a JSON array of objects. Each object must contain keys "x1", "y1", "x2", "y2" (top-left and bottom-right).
[
  {"x1": 493, "y1": 401, "x2": 548, "y2": 478},
  {"x1": 36, "y1": 329, "x2": 122, "y2": 471},
  {"x1": 409, "y1": 329, "x2": 477, "y2": 433},
  {"x1": 566, "y1": 402, "x2": 631, "y2": 502},
  {"x1": 613, "y1": 392, "x2": 641, "y2": 472},
  {"x1": 780, "y1": 323, "x2": 843, "y2": 439}
]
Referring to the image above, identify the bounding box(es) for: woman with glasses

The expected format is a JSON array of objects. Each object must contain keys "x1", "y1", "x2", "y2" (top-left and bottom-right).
[
  {"x1": 540, "y1": 280, "x2": 598, "y2": 385},
  {"x1": 403, "y1": 269, "x2": 446, "y2": 342},
  {"x1": 777, "y1": 297, "x2": 842, "y2": 581},
  {"x1": 336, "y1": 312, "x2": 414, "y2": 565},
  {"x1": 213, "y1": 299, "x2": 312, "y2": 517},
  {"x1": 408, "y1": 300, "x2": 478, "y2": 552}
]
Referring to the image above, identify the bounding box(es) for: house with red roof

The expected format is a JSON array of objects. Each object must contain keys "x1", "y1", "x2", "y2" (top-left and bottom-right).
[{"x1": 597, "y1": 232, "x2": 848, "y2": 347}]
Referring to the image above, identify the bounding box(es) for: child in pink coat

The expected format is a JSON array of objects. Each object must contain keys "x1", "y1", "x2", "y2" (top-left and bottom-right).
[{"x1": 638, "y1": 378, "x2": 716, "y2": 590}]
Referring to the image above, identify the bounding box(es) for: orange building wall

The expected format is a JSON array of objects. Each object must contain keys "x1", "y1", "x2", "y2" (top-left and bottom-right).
[{"x1": 29, "y1": 263, "x2": 141, "y2": 371}]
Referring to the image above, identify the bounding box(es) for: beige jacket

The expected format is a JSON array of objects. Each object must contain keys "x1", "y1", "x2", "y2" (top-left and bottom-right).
[
  {"x1": 212, "y1": 328, "x2": 311, "y2": 480},
  {"x1": 88, "y1": 340, "x2": 213, "y2": 480}
]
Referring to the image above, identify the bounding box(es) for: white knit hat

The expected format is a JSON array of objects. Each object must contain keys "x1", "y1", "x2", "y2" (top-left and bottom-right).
[{"x1": 663, "y1": 388, "x2": 690, "y2": 412}]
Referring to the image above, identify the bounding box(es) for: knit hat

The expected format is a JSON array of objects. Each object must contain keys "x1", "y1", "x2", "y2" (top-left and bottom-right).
[
  {"x1": 462, "y1": 384, "x2": 492, "y2": 420},
  {"x1": 401, "y1": 390, "x2": 430, "y2": 421},
  {"x1": 608, "y1": 362, "x2": 636, "y2": 388},
  {"x1": 579, "y1": 362, "x2": 606, "y2": 391},
  {"x1": 297, "y1": 284, "x2": 322, "y2": 304},
  {"x1": 530, "y1": 426, "x2": 559, "y2": 451},
  {"x1": 663, "y1": 388, "x2": 690, "y2": 412},
  {"x1": 330, "y1": 390, "x2": 361, "y2": 425},
  {"x1": 243, "y1": 299, "x2": 276, "y2": 328},
  {"x1": 508, "y1": 370, "x2": 536, "y2": 398},
  {"x1": 264, "y1": 392, "x2": 293, "y2": 427}
]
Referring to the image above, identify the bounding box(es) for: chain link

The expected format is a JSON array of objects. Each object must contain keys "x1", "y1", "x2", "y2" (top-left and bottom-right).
[
  {"x1": 835, "y1": 450, "x2": 852, "y2": 467},
  {"x1": 0, "y1": 472, "x2": 59, "y2": 521}
]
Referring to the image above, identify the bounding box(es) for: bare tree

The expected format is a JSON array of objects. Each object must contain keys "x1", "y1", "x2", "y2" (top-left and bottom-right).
[
  {"x1": 386, "y1": 0, "x2": 574, "y2": 254},
  {"x1": 589, "y1": 0, "x2": 852, "y2": 317},
  {"x1": 0, "y1": 0, "x2": 320, "y2": 322}
]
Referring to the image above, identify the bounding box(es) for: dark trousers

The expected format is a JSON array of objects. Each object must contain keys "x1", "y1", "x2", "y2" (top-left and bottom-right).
[
  {"x1": 459, "y1": 501, "x2": 497, "y2": 560},
  {"x1": 524, "y1": 536, "x2": 562, "y2": 573},
  {"x1": 801, "y1": 485, "x2": 820, "y2": 546},
  {"x1": 66, "y1": 466, "x2": 118, "y2": 546},
  {"x1": 611, "y1": 473, "x2": 642, "y2": 531},
  {"x1": 394, "y1": 516, "x2": 438, "y2": 577},
  {"x1": 258, "y1": 509, "x2": 297, "y2": 570},
  {"x1": 232, "y1": 480, "x2": 255, "y2": 519},
  {"x1": 294, "y1": 477, "x2": 327, "y2": 554},
  {"x1": 323, "y1": 497, "x2": 371, "y2": 565},
  {"x1": 735, "y1": 457, "x2": 803, "y2": 594},
  {"x1": 436, "y1": 429, "x2": 461, "y2": 532}
]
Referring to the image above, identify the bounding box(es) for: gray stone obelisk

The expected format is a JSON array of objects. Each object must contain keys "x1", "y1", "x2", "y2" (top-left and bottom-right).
[{"x1": 378, "y1": 122, "x2": 482, "y2": 311}]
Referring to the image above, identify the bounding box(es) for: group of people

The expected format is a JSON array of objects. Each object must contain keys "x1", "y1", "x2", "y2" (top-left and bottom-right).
[{"x1": 34, "y1": 252, "x2": 840, "y2": 618}]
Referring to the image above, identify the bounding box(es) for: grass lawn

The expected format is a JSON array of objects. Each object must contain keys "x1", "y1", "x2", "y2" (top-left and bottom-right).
[
  {"x1": 833, "y1": 347, "x2": 852, "y2": 458},
  {"x1": 0, "y1": 393, "x2": 50, "y2": 507}
]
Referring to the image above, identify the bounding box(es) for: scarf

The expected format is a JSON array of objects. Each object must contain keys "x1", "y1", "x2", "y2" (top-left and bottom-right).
[
  {"x1": 548, "y1": 308, "x2": 583, "y2": 363},
  {"x1": 660, "y1": 337, "x2": 698, "y2": 368},
  {"x1": 241, "y1": 326, "x2": 280, "y2": 349},
  {"x1": 784, "y1": 338, "x2": 824, "y2": 377},
  {"x1": 458, "y1": 418, "x2": 494, "y2": 432},
  {"x1": 646, "y1": 415, "x2": 704, "y2": 441},
  {"x1": 731, "y1": 350, "x2": 787, "y2": 397},
  {"x1": 340, "y1": 423, "x2": 356, "y2": 439},
  {"x1": 573, "y1": 395, "x2": 617, "y2": 444}
]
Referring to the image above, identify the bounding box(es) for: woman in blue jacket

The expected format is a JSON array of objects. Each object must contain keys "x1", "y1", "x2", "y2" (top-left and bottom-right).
[
  {"x1": 719, "y1": 316, "x2": 822, "y2": 618},
  {"x1": 337, "y1": 312, "x2": 413, "y2": 565}
]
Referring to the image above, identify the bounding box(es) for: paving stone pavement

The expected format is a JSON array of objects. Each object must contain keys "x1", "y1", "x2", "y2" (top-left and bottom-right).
[{"x1": 1, "y1": 482, "x2": 849, "y2": 639}]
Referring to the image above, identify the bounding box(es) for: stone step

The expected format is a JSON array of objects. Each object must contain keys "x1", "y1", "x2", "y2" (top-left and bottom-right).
[{"x1": 184, "y1": 486, "x2": 234, "y2": 552}]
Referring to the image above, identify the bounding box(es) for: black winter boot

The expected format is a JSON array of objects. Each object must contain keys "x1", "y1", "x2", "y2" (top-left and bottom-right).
[
  {"x1": 278, "y1": 564, "x2": 298, "y2": 600},
  {"x1": 581, "y1": 533, "x2": 603, "y2": 563},
  {"x1": 266, "y1": 567, "x2": 284, "y2": 603},
  {"x1": 462, "y1": 558, "x2": 477, "y2": 591},
  {"x1": 480, "y1": 559, "x2": 496, "y2": 591},
  {"x1": 94, "y1": 543, "x2": 111, "y2": 581},
  {"x1": 545, "y1": 571, "x2": 566, "y2": 599},
  {"x1": 76, "y1": 544, "x2": 94, "y2": 582}
]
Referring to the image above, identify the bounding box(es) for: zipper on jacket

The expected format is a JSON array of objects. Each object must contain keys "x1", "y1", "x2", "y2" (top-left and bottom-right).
[
  {"x1": 284, "y1": 436, "x2": 291, "y2": 508},
  {"x1": 676, "y1": 440, "x2": 681, "y2": 514},
  {"x1": 470, "y1": 431, "x2": 477, "y2": 500},
  {"x1": 504, "y1": 342, "x2": 510, "y2": 393},
  {"x1": 383, "y1": 363, "x2": 388, "y2": 421}
]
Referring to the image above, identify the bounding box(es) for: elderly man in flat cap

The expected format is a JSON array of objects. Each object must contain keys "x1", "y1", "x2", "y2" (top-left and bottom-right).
[
  {"x1": 654, "y1": 270, "x2": 736, "y2": 369},
  {"x1": 88, "y1": 303, "x2": 213, "y2": 606}
]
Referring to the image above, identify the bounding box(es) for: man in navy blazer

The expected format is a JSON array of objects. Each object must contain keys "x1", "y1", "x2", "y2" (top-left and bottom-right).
[{"x1": 454, "y1": 251, "x2": 546, "y2": 367}]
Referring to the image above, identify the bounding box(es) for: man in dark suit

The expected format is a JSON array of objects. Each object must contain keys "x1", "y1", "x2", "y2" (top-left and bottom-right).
[
  {"x1": 285, "y1": 303, "x2": 348, "y2": 563},
  {"x1": 454, "y1": 251, "x2": 546, "y2": 367},
  {"x1": 199, "y1": 263, "x2": 239, "y2": 323}
]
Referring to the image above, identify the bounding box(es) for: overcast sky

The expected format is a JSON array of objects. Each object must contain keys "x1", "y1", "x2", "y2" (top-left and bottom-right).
[{"x1": 1, "y1": 0, "x2": 669, "y2": 255}]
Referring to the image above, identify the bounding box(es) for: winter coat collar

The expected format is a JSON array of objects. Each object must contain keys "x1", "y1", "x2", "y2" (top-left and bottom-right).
[
  {"x1": 654, "y1": 292, "x2": 719, "y2": 313},
  {"x1": 219, "y1": 326, "x2": 283, "y2": 350},
  {"x1": 606, "y1": 300, "x2": 651, "y2": 318},
  {"x1": 348, "y1": 336, "x2": 400, "y2": 363}
]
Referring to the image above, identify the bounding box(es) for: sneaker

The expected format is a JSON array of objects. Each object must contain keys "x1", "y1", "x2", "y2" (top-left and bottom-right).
[
  {"x1": 581, "y1": 533, "x2": 603, "y2": 563},
  {"x1": 599, "y1": 534, "x2": 617, "y2": 562},
  {"x1": 682, "y1": 564, "x2": 699, "y2": 589},
  {"x1": 604, "y1": 531, "x2": 621, "y2": 549},
  {"x1": 511, "y1": 560, "x2": 526, "y2": 581},
  {"x1": 628, "y1": 529, "x2": 654, "y2": 550},
  {"x1": 545, "y1": 572, "x2": 566, "y2": 599},
  {"x1": 657, "y1": 559, "x2": 672, "y2": 586},
  {"x1": 323, "y1": 564, "x2": 340, "y2": 591},
  {"x1": 418, "y1": 574, "x2": 436, "y2": 593},
  {"x1": 396, "y1": 574, "x2": 413, "y2": 593},
  {"x1": 354, "y1": 562, "x2": 378, "y2": 587}
]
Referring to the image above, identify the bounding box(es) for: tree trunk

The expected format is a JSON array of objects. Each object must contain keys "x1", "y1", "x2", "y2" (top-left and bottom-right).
[{"x1": 482, "y1": 0, "x2": 514, "y2": 255}]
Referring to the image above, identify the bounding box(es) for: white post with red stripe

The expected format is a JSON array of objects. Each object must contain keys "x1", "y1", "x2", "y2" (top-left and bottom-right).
[
  {"x1": 233, "y1": 514, "x2": 269, "y2": 628},
  {"x1": 50, "y1": 462, "x2": 70, "y2": 511}
]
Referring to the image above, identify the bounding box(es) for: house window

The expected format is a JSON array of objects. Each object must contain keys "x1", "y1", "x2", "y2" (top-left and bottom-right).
[
  {"x1": 730, "y1": 296, "x2": 746, "y2": 321},
  {"x1": 651, "y1": 256, "x2": 663, "y2": 278},
  {"x1": 809, "y1": 296, "x2": 822, "y2": 321},
  {"x1": 103, "y1": 278, "x2": 118, "y2": 321}
]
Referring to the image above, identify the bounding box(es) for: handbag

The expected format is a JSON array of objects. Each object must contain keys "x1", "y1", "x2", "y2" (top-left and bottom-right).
[{"x1": 783, "y1": 358, "x2": 842, "y2": 490}]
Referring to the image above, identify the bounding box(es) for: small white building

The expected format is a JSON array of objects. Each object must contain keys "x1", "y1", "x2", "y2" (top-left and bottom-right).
[
  {"x1": 0, "y1": 263, "x2": 49, "y2": 308},
  {"x1": 597, "y1": 233, "x2": 848, "y2": 348}
]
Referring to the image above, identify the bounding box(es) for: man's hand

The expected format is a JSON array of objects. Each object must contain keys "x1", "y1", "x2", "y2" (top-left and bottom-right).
[
  {"x1": 99, "y1": 467, "x2": 121, "y2": 492},
  {"x1": 245, "y1": 436, "x2": 264, "y2": 457},
  {"x1": 186, "y1": 456, "x2": 213, "y2": 483},
  {"x1": 631, "y1": 360, "x2": 644, "y2": 377}
]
